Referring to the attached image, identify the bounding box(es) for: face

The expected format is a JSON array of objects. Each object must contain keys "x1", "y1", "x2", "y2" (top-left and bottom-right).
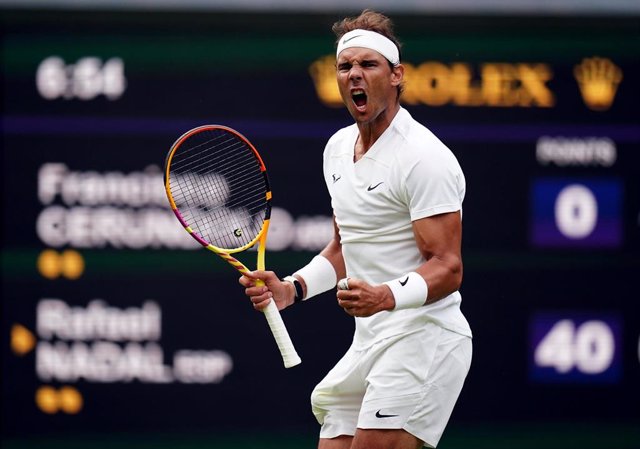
[{"x1": 336, "y1": 47, "x2": 403, "y2": 124}]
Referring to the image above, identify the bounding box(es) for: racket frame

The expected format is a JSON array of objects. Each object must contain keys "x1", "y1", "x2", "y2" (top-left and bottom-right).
[{"x1": 164, "y1": 125, "x2": 301, "y2": 368}]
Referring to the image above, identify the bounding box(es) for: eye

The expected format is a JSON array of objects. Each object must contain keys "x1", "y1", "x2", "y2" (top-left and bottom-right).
[{"x1": 337, "y1": 63, "x2": 351, "y2": 72}]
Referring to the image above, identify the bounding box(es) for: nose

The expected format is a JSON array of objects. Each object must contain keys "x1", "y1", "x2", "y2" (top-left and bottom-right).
[{"x1": 348, "y1": 63, "x2": 363, "y2": 80}]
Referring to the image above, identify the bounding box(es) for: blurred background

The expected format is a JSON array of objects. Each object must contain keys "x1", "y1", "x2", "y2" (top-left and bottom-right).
[{"x1": 2, "y1": 1, "x2": 639, "y2": 448}]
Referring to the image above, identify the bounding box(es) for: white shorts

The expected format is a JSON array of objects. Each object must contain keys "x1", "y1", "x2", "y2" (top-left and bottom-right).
[{"x1": 310, "y1": 323, "x2": 472, "y2": 448}]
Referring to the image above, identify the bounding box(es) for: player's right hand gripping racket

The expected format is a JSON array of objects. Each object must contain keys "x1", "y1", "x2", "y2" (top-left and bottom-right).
[{"x1": 164, "y1": 125, "x2": 301, "y2": 368}]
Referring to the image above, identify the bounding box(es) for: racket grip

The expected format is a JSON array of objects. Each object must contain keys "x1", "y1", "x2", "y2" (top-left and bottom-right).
[{"x1": 262, "y1": 300, "x2": 302, "y2": 368}]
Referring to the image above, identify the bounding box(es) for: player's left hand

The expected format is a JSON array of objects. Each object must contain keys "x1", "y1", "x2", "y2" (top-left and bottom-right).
[{"x1": 336, "y1": 277, "x2": 395, "y2": 317}]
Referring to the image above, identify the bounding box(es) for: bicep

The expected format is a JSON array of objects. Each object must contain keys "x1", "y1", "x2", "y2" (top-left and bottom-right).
[{"x1": 412, "y1": 211, "x2": 462, "y2": 263}]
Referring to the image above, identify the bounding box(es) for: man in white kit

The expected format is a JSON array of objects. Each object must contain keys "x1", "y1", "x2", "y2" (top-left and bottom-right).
[{"x1": 240, "y1": 9, "x2": 472, "y2": 449}]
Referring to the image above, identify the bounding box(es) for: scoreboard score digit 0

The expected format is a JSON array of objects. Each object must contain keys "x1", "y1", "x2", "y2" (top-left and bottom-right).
[{"x1": 531, "y1": 178, "x2": 623, "y2": 248}]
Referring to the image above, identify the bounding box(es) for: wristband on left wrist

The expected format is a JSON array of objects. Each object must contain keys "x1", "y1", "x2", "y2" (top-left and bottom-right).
[{"x1": 383, "y1": 272, "x2": 428, "y2": 311}]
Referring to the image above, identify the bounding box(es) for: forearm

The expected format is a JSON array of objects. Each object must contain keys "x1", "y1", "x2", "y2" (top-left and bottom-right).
[
  {"x1": 415, "y1": 254, "x2": 462, "y2": 304},
  {"x1": 319, "y1": 237, "x2": 346, "y2": 283},
  {"x1": 293, "y1": 218, "x2": 345, "y2": 300}
]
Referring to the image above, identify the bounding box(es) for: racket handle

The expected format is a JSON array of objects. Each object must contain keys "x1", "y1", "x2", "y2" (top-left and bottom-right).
[{"x1": 262, "y1": 300, "x2": 302, "y2": 368}]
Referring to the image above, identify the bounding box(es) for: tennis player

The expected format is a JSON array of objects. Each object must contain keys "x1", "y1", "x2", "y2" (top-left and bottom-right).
[{"x1": 240, "y1": 9, "x2": 472, "y2": 449}]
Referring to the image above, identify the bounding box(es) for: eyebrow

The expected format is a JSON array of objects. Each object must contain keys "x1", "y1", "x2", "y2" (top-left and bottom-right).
[{"x1": 337, "y1": 58, "x2": 379, "y2": 68}]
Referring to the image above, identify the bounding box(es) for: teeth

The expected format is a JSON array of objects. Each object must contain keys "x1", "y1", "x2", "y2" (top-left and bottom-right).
[{"x1": 352, "y1": 89, "x2": 365, "y2": 96}]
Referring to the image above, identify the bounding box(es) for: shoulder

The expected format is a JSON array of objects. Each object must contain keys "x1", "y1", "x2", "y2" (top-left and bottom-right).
[
  {"x1": 390, "y1": 110, "x2": 466, "y2": 213},
  {"x1": 392, "y1": 109, "x2": 462, "y2": 174}
]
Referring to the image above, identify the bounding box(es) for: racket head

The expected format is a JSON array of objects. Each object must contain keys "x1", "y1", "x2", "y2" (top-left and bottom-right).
[{"x1": 164, "y1": 125, "x2": 271, "y2": 253}]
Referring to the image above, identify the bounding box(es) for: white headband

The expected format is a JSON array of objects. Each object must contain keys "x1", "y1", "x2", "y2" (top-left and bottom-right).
[{"x1": 336, "y1": 29, "x2": 400, "y2": 66}]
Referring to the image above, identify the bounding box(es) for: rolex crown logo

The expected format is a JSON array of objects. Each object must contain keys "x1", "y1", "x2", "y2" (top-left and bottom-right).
[
  {"x1": 309, "y1": 56, "x2": 343, "y2": 107},
  {"x1": 574, "y1": 57, "x2": 623, "y2": 111}
]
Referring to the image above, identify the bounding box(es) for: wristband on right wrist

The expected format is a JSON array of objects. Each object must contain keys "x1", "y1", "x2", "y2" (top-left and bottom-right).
[
  {"x1": 282, "y1": 276, "x2": 303, "y2": 303},
  {"x1": 293, "y1": 255, "x2": 337, "y2": 301}
]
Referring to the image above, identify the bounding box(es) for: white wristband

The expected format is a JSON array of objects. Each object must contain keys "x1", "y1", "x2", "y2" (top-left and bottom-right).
[
  {"x1": 383, "y1": 272, "x2": 428, "y2": 311},
  {"x1": 293, "y1": 255, "x2": 337, "y2": 301}
]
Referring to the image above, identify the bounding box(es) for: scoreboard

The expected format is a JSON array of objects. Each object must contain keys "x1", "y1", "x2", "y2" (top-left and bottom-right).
[{"x1": 2, "y1": 8, "x2": 639, "y2": 447}]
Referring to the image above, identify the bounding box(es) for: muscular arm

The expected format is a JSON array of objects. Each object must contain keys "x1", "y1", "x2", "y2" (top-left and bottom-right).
[{"x1": 412, "y1": 211, "x2": 463, "y2": 304}]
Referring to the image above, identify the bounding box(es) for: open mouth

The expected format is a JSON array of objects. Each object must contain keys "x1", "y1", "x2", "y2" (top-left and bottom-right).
[{"x1": 351, "y1": 89, "x2": 367, "y2": 109}]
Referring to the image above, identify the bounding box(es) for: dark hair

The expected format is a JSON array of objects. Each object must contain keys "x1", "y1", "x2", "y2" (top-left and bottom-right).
[{"x1": 332, "y1": 10, "x2": 404, "y2": 97}]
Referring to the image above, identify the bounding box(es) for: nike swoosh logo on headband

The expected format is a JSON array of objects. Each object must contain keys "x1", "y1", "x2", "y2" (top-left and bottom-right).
[{"x1": 342, "y1": 34, "x2": 363, "y2": 44}]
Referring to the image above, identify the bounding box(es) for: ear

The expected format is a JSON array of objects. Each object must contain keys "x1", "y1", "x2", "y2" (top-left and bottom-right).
[{"x1": 390, "y1": 64, "x2": 404, "y2": 87}]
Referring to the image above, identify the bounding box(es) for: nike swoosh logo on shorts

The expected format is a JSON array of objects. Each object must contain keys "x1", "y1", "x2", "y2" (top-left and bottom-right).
[
  {"x1": 375, "y1": 410, "x2": 399, "y2": 418},
  {"x1": 367, "y1": 182, "x2": 384, "y2": 191},
  {"x1": 399, "y1": 276, "x2": 409, "y2": 286}
]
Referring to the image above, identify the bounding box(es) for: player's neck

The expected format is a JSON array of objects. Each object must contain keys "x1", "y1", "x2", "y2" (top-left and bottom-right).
[{"x1": 354, "y1": 103, "x2": 400, "y2": 161}]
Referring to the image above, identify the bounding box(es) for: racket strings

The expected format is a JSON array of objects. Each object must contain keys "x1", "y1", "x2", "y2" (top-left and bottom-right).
[
  {"x1": 173, "y1": 137, "x2": 245, "y2": 179},
  {"x1": 169, "y1": 129, "x2": 268, "y2": 250}
]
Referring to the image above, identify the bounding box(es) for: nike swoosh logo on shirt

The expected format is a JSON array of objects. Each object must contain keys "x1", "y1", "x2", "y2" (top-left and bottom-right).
[{"x1": 367, "y1": 182, "x2": 384, "y2": 191}]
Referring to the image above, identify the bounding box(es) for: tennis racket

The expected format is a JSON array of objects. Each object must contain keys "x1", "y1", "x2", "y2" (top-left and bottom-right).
[{"x1": 164, "y1": 125, "x2": 301, "y2": 368}]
